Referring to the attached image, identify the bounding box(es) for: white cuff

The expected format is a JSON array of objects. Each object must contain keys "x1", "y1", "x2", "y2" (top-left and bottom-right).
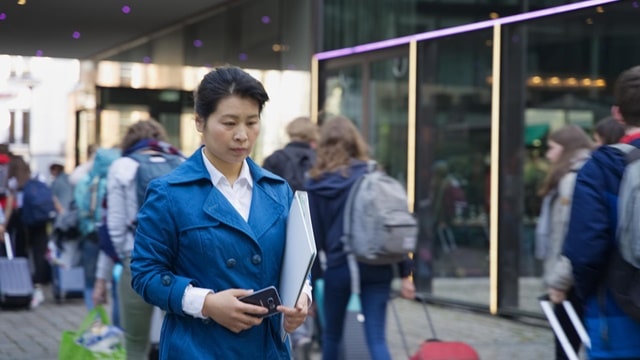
[
  {"x1": 182, "y1": 284, "x2": 213, "y2": 319},
  {"x1": 301, "y1": 278, "x2": 313, "y2": 305}
]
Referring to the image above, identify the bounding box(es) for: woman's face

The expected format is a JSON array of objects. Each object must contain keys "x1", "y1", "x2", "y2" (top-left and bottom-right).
[
  {"x1": 546, "y1": 140, "x2": 564, "y2": 163},
  {"x1": 196, "y1": 95, "x2": 261, "y2": 172}
]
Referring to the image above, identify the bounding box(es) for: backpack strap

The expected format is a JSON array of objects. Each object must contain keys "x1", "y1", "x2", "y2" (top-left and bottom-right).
[
  {"x1": 341, "y1": 160, "x2": 378, "y2": 295},
  {"x1": 610, "y1": 143, "x2": 640, "y2": 164}
]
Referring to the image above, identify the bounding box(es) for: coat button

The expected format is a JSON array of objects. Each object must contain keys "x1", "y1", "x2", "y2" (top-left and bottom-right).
[
  {"x1": 202, "y1": 318, "x2": 211, "y2": 324},
  {"x1": 161, "y1": 275, "x2": 172, "y2": 286},
  {"x1": 251, "y1": 254, "x2": 262, "y2": 265},
  {"x1": 226, "y1": 258, "x2": 237, "y2": 268}
]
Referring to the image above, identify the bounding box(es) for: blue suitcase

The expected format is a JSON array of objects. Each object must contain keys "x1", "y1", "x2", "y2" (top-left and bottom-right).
[{"x1": 0, "y1": 234, "x2": 33, "y2": 308}]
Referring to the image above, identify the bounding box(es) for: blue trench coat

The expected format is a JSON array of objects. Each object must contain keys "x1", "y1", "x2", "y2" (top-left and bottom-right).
[{"x1": 131, "y1": 147, "x2": 293, "y2": 359}]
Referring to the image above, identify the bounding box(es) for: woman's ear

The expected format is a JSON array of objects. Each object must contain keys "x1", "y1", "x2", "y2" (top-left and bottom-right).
[{"x1": 195, "y1": 115, "x2": 205, "y2": 132}]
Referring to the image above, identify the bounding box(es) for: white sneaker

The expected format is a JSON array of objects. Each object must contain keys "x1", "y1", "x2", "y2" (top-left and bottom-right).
[{"x1": 30, "y1": 287, "x2": 45, "y2": 308}]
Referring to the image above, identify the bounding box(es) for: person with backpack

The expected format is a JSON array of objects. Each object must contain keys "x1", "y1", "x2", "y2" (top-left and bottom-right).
[
  {"x1": 75, "y1": 147, "x2": 121, "y2": 311},
  {"x1": 21, "y1": 169, "x2": 57, "y2": 308},
  {"x1": 130, "y1": 67, "x2": 311, "y2": 359},
  {"x1": 91, "y1": 119, "x2": 185, "y2": 359},
  {"x1": 263, "y1": 116, "x2": 318, "y2": 192},
  {"x1": 563, "y1": 65, "x2": 640, "y2": 359},
  {"x1": 262, "y1": 116, "x2": 319, "y2": 360},
  {"x1": 534, "y1": 125, "x2": 594, "y2": 360},
  {"x1": 304, "y1": 115, "x2": 415, "y2": 360}
]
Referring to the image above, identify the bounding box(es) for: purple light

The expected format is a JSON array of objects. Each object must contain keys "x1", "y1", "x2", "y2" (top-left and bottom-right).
[
  {"x1": 122, "y1": 6, "x2": 131, "y2": 14},
  {"x1": 314, "y1": 0, "x2": 619, "y2": 60},
  {"x1": 72, "y1": 31, "x2": 81, "y2": 39},
  {"x1": 143, "y1": 56, "x2": 152, "y2": 63},
  {"x1": 261, "y1": 16, "x2": 270, "y2": 24},
  {"x1": 238, "y1": 53, "x2": 248, "y2": 61},
  {"x1": 633, "y1": 1, "x2": 639, "y2": 8},
  {"x1": 193, "y1": 39, "x2": 203, "y2": 48},
  {"x1": 0, "y1": 13, "x2": 6, "y2": 21},
  {"x1": 35, "y1": 50, "x2": 43, "y2": 57}
]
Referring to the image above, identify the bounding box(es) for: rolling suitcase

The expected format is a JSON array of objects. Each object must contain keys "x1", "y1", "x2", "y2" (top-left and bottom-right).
[
  {"x1": 0, "y1": 233, "x2": 34, "y2": 308},
  {"x1": 539, "y1": 295, "x2": 590, "y2": 360},
  {"x1": 341, "y1": 294, "x2": 371, "y2": 360},
  {"x1": 50, "y1": 239, "x2": 84, "y2": 301},
  {"x1": 315, "y1": 279, "x2": 371, "y2": 359},
  {"x1": 392, "y1": 297, "x2": 480, "y2": 360}
]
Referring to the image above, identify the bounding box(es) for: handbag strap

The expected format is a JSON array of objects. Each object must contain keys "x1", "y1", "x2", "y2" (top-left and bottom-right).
[{"x1": 77, "y1": 305, "x2": 110, "y2": 335}]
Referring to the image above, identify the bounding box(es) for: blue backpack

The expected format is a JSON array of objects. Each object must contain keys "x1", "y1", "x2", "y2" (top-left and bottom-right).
[
  {"x1": 22, "y1": 178, "x2": 57, "y2": 226},
  {"x1": 128, "y1": 152, "x2": 184, "y2": 208}
]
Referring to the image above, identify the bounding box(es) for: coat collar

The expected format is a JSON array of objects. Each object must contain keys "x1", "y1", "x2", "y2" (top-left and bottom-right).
[{"x1": 167, "y1": 146, "x2": 286, "y2": 240}]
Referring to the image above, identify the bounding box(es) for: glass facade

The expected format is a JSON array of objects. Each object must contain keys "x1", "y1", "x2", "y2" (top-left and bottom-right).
[{"x1": 315, "y1": 0, "x2": 636, "y2": 317}]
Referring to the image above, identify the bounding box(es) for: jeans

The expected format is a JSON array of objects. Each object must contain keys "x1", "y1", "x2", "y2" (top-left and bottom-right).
[
  {"x1": 322, "y1": 261, "x2": 392, "y2": 360},
  {"x1": 81, "y1": 238, "x2": 99, "y2": 309}
]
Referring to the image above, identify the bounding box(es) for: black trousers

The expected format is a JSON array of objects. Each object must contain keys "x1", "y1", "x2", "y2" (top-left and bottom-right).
[{"x1": 26, "y1": 223, "x2": 51, "y2": 285}]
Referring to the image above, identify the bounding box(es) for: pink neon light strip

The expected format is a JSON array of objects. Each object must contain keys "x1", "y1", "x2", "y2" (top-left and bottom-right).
[{"x1": 315, "y1": 0, "x2": 620, "y2": 60}]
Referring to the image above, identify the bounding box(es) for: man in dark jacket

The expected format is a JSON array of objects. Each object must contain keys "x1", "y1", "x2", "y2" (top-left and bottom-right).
[
  {"x1": 563, "y1": 65, "x2": 640, "y2": 359},
  {"x1": 263, "y1": 116, "x2": 318, "y2": 192}
]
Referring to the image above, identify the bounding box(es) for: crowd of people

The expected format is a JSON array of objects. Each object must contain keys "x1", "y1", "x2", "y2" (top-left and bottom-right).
[{"x1": 2, "y1": 64, "x2": 640, "y2": 360}]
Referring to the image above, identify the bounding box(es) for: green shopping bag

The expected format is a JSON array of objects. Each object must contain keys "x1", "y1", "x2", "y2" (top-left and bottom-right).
[{"x1": 58, "y1": 305, "x2": 126, "y2": 360}]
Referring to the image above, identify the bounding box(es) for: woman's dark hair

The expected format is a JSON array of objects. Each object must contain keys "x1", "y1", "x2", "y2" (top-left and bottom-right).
[
  {"x1": 594, "y1": 116, "x2": 625, "y2": 145},
  {"x1": 614, "y1": 65, "x2": 640, "y2": 126},
  {"x1": 538, "y1": 124, "x2": 593, "y2": 196},
  {"x1": 120, "y1": 118, "x2": 168, "y2": 150},
  {"x1": 194, "y1": 66, "x2": 269, "y2": 120}
]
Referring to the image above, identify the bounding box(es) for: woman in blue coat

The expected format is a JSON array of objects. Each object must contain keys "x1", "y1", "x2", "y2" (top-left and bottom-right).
[{"x1": 130, "y1": 66, "x2": 310, "y2": 359}]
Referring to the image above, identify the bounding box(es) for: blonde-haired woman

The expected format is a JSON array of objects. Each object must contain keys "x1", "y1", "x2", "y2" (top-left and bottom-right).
[{"x1": 535, "y1": 124, "x2": 593, "y2": 360}]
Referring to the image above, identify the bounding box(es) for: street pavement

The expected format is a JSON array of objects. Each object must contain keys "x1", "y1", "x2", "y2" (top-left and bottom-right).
[{"x1": 0, "y1": 285, "x2": 555, "y2": 360}]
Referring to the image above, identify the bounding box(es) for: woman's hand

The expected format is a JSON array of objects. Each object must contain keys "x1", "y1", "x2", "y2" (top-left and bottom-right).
[
  {"x1": 202, "y1": 289, "x2": 267, "y2": 333},
  {"x1": 548, "y1": 288, "x2": 566, "y2": 304},
  {"x1": 278, "y1": 294, "x2": 310, "y2": 333},
  {"x1": 400, "y1": 277, "x2": 416, "y2": 300}
]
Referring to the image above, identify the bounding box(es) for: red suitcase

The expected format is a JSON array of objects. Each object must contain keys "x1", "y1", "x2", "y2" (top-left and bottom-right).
[
  {"x1": 391, "y1": 297, "x2": 480, "y2": 360},
  {"x1": 410, "y1": 340, "x2": 479, "y2": 360}
]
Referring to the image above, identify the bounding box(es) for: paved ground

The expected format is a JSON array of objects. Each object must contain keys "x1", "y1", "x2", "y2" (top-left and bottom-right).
[{"x1": 0, "y1": 285, "x2": 556, "y2": 360}]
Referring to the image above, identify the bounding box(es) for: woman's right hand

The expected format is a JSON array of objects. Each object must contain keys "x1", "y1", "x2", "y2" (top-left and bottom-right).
[{"x1": 201, "y1": 289, "x2": 267, "y2": 333}]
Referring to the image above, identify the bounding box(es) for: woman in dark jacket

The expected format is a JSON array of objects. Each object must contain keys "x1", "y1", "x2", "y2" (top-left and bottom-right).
[{"x1": 305, "y1": 115, "x2": 415, "y2": 360}]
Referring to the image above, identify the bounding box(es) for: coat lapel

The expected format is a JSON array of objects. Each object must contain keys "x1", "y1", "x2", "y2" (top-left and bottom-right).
[
  {"x1": 248, "y1": 183, "x2": 286, "y2": 241},
  {"x1": 202, "y1": 187, "x2": 255, "y2": 239}
]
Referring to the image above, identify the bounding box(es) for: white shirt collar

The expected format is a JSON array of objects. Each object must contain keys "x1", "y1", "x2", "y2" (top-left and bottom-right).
[
  {"x1": 200, "y1": 148, "x2": 253, "y2": 221},
  {"x1": 201, "y1": 148, "x2": 253, "y2": 189}
]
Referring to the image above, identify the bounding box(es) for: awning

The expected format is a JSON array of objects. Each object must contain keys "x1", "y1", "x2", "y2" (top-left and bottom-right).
[{"x1": 525, "y1": 124, "x2": 549, "y2": 147}]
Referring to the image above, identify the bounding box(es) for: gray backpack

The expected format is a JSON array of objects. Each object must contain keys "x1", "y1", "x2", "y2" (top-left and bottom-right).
[
  {"x1": 609, "y1": 143, "x2": 640, "y2": 321},
  {"x1": 342, "y1": 161, "x2": 417, "y2": 293}
]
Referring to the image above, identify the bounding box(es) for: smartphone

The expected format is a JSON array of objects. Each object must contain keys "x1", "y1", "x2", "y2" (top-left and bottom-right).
[{"x1": 238, "y1": 286, "x2": 282, "y2": 318}]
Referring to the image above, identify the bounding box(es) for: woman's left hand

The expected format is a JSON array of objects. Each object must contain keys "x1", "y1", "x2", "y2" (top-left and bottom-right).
[
  {"x1": 278, "y1": 294, "x2": 309, "y2": 333},
  {"x1": 400, "y1": 277, "x2": 416, "y2": 300}
]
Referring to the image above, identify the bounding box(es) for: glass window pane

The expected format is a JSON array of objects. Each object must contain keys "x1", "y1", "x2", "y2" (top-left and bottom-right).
[{"x1": 414, "y1": 29, "x2": 493, "y2": 307}]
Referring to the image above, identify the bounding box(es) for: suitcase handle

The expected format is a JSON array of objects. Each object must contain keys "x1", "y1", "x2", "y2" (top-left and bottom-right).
[
  {"x1": 390, "y1": 295, "x2": 439, "y2": 359},
  {"x1": 539, "y1": 295, "x2": 590, "y2": 360},
  {"x1": 3, "y1": 233, "x2": 13, "y2": 260}
]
